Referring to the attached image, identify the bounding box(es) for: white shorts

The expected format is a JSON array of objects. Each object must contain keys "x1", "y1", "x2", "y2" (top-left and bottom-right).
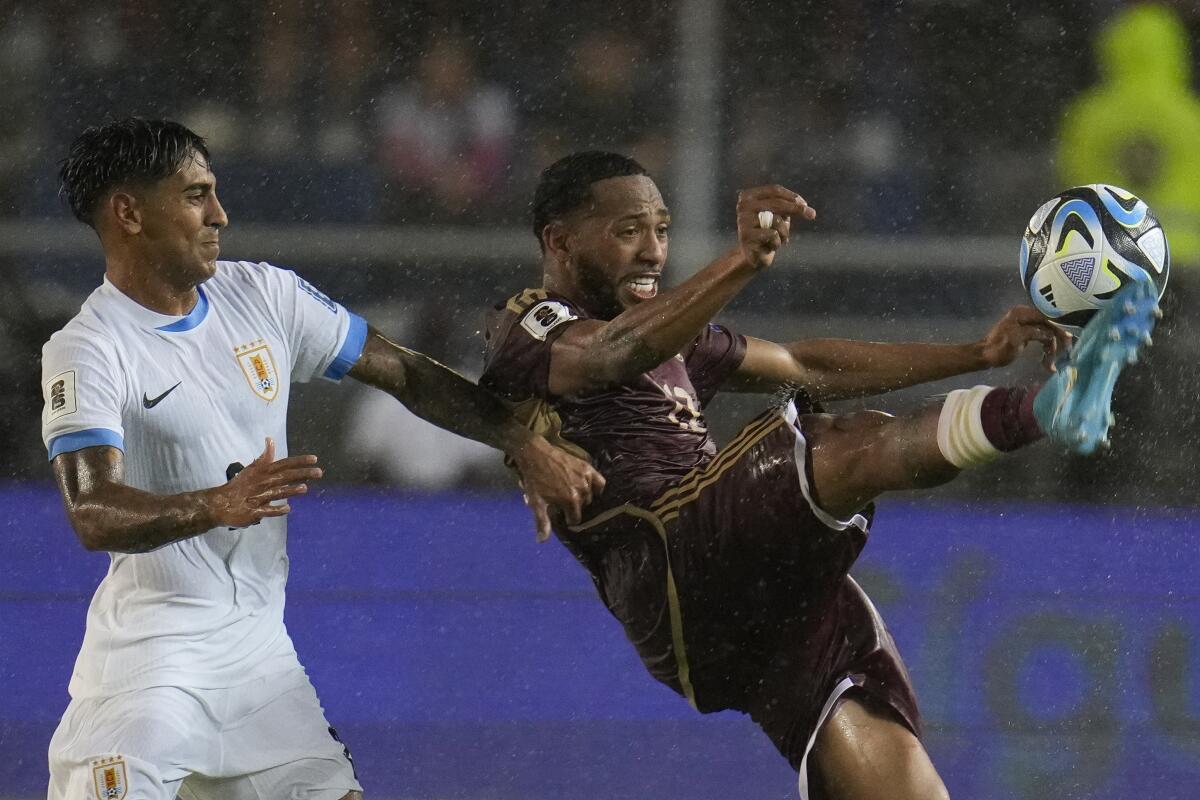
[{"x1": 47, "y1": 669, "x2": 361, "y2": 800}]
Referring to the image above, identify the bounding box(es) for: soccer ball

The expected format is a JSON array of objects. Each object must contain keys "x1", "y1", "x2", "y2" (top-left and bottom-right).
[{"x1": 1020, "y1": 184, "x2": 1169, "y2": 329}]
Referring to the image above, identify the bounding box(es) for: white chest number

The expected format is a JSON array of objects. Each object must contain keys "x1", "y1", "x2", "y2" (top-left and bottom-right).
[{"x1": 655, "y1": 381, "x2": 706, "y2": 433}]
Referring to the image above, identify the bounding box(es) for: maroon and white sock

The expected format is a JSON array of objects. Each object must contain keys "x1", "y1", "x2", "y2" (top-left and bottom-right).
[{"x1": 936, "y1": 385, "x2": 1043, "y2": 468}]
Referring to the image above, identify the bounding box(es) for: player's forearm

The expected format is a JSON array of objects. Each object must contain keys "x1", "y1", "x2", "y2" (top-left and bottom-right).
[
  {"x1": 62, "y1": 481, "x2": 221, "y2": 553},
  {"x1": 594, "y1": 248, "x2": 756, "y2": 380},
  {"x1": 787, "y1": 339, "x2": 988, "y2": 400},
  {"x1": 352, "y1": 332, "x2": 536, "y2": 456}
]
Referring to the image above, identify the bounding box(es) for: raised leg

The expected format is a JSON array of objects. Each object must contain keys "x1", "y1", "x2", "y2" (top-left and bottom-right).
[{"x1": 809, "y1": 693, "x2": 949, "y2": 800}]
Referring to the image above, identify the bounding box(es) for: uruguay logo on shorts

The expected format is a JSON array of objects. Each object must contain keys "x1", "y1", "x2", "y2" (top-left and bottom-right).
[
  {"x1": 233, "y1": 339, "x2": 280, "y2": 402},
  {"x1": 90, "y1": 756, "x2": 127, "y2": 800}
]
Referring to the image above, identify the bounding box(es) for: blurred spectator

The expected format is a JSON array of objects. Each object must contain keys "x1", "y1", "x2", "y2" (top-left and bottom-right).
[
  {"x1": 0, "y1": 5, "x2": 50, "y2": 215},
  {"x1": 1057, "y1": 2, "x2": 1200, "y2": 504},
  {"x1": 1058, "y1": 2, "x2": 1200, "y2": 267},
  {"x1": 530, "y1": 29, "x2": 671, "y2": 178},
  {"x1": 376, "y1": 31, "x2": 516, "y2": 223}
]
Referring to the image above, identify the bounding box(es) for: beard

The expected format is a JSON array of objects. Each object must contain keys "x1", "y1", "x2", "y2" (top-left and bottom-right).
[{"x1": 575, "y1": 256, "x2": 625, "y2": 320}]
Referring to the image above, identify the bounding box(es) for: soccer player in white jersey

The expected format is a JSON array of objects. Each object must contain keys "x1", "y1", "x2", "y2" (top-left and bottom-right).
[{"x1": 40, "y1": 118, "x2": 605, "y2": 800}]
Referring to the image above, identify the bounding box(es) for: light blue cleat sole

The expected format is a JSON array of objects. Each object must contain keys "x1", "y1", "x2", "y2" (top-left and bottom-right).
[{"x1": 1033, "y1": 280, "x2": 1161, "y2": 455}]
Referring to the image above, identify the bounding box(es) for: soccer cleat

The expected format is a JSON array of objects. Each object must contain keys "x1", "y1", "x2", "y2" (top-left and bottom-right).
[{"x1": 1033, "y1": 280, "x2": 1160, "y2": 455}]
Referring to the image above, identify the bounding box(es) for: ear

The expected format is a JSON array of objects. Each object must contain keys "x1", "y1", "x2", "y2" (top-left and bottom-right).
[
  {"x1": 109, "y1": 191, "x2": 143, "y2": 235},
  {"x1": 542, "y1": 220, "x2": 573, "y2": 265}
]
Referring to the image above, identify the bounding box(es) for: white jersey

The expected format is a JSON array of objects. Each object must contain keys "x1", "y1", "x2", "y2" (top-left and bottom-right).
[{"x1": 40, "y1": 260, "x2": 367, "y2": 699}]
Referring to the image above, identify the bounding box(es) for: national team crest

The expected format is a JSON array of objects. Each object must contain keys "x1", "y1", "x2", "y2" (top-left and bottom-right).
[
  {"x1": 91, "y1": 756, "x2": 127, "y2": 800},
  {"x1": 233, "y1": 339, "x2": 280, "y2": 402}
]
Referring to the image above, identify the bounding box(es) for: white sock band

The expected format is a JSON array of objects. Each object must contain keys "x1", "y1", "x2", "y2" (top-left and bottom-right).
[{"x1": 936, "y1": 385, "x2": 1001, "y2": 469}]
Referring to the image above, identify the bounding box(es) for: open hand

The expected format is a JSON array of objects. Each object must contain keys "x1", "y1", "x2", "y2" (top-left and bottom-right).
[
  {"x1": 207, "y1": 437, "x2": 322, "y2": 527},
  {"x1": 979, "y1": 306, "x2": 1074, "y2": 371}
]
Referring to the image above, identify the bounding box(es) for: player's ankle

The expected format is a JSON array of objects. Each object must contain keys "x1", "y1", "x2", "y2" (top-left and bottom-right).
[
  {"x1": 937, "y1": 385, "x2": 1043, "y2": 469},
  {"x1": 981, "y1": 385, "x2": 1044, "y2": 451}
]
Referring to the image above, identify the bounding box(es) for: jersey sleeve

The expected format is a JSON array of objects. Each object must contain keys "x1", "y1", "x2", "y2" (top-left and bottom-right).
[
  {"x1": 41, "y1": 329, "x2": 127, "y2": 460},
  {"x1": 684, "y1": 322, "x2": 747, "y2": 405},
  {"x1": 250, "y1": 262, "x2": 368, "y2": 384},
  {"x1": 480, "y1": 291, "x2": 582, "y2": 401}
]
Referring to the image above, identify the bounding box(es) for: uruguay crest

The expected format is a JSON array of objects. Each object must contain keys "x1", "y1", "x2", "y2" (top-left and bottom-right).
[
  {"x1": 234, "y1": 339, "x2": 280, "y2": 402},
  {"x1": 91, "y1": 756, "x2": 127, "y2": 799}
]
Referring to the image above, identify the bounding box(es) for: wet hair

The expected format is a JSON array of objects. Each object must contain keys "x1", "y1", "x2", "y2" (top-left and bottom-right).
[
  {"x1": 531, "y1": 151, "x2": 648, "y2": 250},
  {"x1": 59, "y1": 118, "x2": 210, "y2": 227}
]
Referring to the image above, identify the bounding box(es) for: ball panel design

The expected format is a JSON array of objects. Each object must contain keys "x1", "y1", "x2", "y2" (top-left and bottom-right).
[{"x1": 1019, "y1": 184, "x2": 1169, "y2": 329}]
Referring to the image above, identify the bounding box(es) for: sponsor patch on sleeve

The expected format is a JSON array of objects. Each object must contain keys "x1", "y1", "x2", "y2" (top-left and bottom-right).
[
  {"x1": 45, "y1": 370, "x2": 78, "y2": 420},
  {"x1": 519, "y1": 301, "x2": 578, "y2": 341}
]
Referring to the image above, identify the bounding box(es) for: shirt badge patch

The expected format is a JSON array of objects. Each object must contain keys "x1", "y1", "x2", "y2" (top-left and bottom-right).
[
  {"x1": 91, "y1": 755, "x2": 128, "y2": 800},
  {"x1": 520, "y1": 301, "x2": 578, "y2": 341},
  {"x1": 45, "y1": 370, "x2": 78, "y2": 420},
  {"x1": 234, "y1": 339, "x2": 280, "y2": 402}
]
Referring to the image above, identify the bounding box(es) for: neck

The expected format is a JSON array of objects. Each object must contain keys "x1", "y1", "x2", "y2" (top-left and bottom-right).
[
  {"x1": 105, "y1": 257, "x2": 201, "y2": 317},
  {"x1": 541, "y1": 264, "x2": 572, "y2": 301}
]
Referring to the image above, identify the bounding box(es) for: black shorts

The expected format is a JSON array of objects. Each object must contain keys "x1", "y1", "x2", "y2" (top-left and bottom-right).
[{"x1": 563, "y1": 401, "x2": 921, "y2": 769}]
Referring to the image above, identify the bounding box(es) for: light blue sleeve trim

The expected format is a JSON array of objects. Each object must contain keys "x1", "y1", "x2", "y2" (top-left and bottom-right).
[
  {"x1": 323, "y1": 313, "x2": 369, "y2": 381},
  {"x1": 47, "y1": 428, "x2": 125, "y2": 460}
]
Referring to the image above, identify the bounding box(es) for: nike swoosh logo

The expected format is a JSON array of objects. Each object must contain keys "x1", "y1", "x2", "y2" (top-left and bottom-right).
[{"x1": 143, "y1": 381, "x2": 182, "y2": 409}]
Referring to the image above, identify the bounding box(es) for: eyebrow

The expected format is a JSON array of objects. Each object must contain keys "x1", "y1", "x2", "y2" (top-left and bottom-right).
[{"x1": 616, "y1": 208, "x2": 671, "y2": 222}]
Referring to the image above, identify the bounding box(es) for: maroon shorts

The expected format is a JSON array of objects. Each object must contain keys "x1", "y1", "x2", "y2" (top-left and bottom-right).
[{"x1": 562, "y1": 402, "x2": 921, "y2": 769}]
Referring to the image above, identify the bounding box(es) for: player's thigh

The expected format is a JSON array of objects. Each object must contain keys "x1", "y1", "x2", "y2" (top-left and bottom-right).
[
  {"x1": 48, "y1": 689, "x2": 210, "y2": 800},
  {"x1": 804, "y1": 409, "x2": 952, "y2": 520},
  {"x1": 809, "y1": 693, "x2": 948, "y2": 800},
  {"x1": 181, "y1": 671, "x2": 362, "y2": 800}
]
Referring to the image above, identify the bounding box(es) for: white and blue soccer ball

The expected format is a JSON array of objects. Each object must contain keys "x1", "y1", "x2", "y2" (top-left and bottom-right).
[{"x1": 1020, "y1": 184, "x2": 1169, "y2": 329}]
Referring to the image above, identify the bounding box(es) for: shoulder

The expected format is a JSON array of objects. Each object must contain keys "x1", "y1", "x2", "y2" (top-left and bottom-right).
[
  {"x1": 210, "y1": 259, "x2": 290, "y2": 292},
  {"x1": 210, "y1": 260, "x2": 329, "y2": 308},
  {"x1": 42, "y1": 305, "x2": 118, "y2": 366},
  {"x1": 492, "y1": 289, "x2": 582, "y2": 344}
]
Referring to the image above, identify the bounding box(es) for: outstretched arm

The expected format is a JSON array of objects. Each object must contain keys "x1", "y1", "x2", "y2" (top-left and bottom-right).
[
  {"x1": 725, "y1": 306, "x2": 1072, "y2": 401},
  {"x1": 53, "y1": 438, "x2": 321, "y2": 553},
  {"x1": 347, "y1": 328, "x2": 605, "y2": 537},
  {"x1": 547, "y1": 186, "x2": 814, "y2": 397}
]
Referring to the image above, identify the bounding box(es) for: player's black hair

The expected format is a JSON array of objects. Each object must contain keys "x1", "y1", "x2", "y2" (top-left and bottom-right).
[
  {"x1": 531, "y1": 151, "x2": 648, "y2": 250},
  {"x1": 59, "y1": 118, "x2": 210, "y2": 228}
]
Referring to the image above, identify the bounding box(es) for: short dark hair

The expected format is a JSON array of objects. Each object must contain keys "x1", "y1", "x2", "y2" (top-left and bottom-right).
[
  {"x1": 531, "y1": 151, "x2": 648, "y2": 249},
  {"x1": 59, "y1": 118, "x2": 210, "y2": 227}
]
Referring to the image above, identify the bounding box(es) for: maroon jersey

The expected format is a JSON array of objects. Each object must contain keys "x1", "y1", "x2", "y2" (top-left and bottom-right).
[
  {"x1": 481, "y1": 289, "x2": 916, "y2": 768},
  {"x1": 481, "y1": 288, "x2": 747, "y2": 508}
]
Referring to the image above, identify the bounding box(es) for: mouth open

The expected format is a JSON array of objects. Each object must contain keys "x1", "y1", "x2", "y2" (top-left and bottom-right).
[{"x1": 626, "y1": 275, "x2": 659, "y2": 300}]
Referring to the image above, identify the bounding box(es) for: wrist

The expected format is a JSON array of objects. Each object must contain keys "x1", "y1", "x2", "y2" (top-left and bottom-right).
[
  {"x1": 194, "y1": 487, "x2": 225, "y2": 529},
  {"x1": 505, "y1": 428, "x2": 540, "y2": 464},
  {"x1": 725, "y1": 247, "x2": 762, "y2": 274},
  {"x1": 967, "y1": 340, "x2": 992, "y2": 370}
]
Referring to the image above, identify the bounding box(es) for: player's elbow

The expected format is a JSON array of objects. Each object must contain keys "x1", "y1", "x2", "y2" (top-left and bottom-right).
[
  {"x1": 65, "y1": 502, "x2": 128, "y2": 553},
  {"x1": 71, "y1": 514, "x2": 113, "y2": 552}
]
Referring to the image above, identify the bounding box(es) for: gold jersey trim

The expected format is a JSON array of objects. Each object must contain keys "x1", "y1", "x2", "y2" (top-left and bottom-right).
[{"x1": 505, "y1": 288, "x2": 549, "y2": 314}]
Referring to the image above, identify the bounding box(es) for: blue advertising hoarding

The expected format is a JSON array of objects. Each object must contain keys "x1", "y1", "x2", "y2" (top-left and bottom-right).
[{"x1": 2, "y1": 483, "x2": 1198, "y2": 798}]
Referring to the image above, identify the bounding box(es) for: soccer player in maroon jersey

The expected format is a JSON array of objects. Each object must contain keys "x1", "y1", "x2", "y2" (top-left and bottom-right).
[{"x1": 480, "y1": 152, "x2": 1157, "y2": 799}]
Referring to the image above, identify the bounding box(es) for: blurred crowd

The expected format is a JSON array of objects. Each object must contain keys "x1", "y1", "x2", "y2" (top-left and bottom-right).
[
  {"x1": 3, "y1": 0, "x2": 1199, "y2": 503},
  {"x1": 6, "y1": 0, "x2": 1200, "y2": 230}
]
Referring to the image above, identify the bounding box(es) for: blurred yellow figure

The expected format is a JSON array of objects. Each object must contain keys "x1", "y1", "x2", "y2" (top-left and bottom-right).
[{"x1": 1058, "y1": 3, "x2": 1200, "y2": 267}]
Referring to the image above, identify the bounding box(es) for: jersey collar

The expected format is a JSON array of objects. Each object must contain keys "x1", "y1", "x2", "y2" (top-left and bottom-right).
[{"x1": 100, "y1": 274, "x2": 213, "y2": 333}]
